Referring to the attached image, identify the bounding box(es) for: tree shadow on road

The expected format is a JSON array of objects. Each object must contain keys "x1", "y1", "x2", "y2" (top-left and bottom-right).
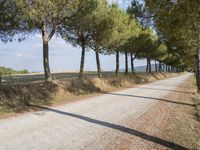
[
  {"x1": 104, "y1": 92, "x2": 195, "y2": 107},
  {"x1": 29, "y1": 105, "x2": 188, "y2": 150},
  {"x1": 151, "y1": 83, "x2": 194, "y2": 89},
  {"x1": 127, "y1": 87, "x2": 195, "y2": 94}
]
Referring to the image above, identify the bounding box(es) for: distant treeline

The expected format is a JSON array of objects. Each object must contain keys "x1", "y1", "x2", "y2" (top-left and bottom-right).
[{"x1": 0, "y1": 67, "x2": 28, "y2": 75}]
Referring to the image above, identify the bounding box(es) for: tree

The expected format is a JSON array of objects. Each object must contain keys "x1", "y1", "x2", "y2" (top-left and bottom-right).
[
  {"x1": 128, "y1": 29, "x2": 158, "y2": 73},
  {"x1": 0, "y1": 0, "x2": 21, "y2": 83},
  {"x1": 0, "y1": 0, "x2": 19, "y2": 42},
  {"x1": 120, "y1": 27, "x2": 142, "y2": 74},
  {"x1": 127, "y1": 0, "x2": 153, "y2": 29},
  {"x1": 106, "y1": 4, "x2": 140, "y2": 75},
  {"x1": 145, "y1": 0, "x2": 200, "y2": 90},
  {"x1": 86, "y1": 0, "x2": 112, "y2": 78},
  {"x1": 16, "y1": 0, "x2": 88, "y2": 82},
  {"x1": 59, "y1": 1, "x2": 96, "y2": 79},
  {"x1": 155, "y1": 42, "x2": 168, "y2": 72}
]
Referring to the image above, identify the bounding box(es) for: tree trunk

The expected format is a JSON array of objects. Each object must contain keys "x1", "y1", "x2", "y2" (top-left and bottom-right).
[
  {"x1": 146, "y1": 59, "x2": 148, "y2": 73},
  {"x1": 0, "y1": 75, "x2": 2, "y2": 84},
  {"x1": 42, "y1": 37, "x2": 52, "y2": 82},
  {"x1": 95, "y1": 51, "x2": 102, "y2": 78},
  {"x1": 162, "y1": 63, "x2": 165, "y2": 72},
  {"x1": 146, "y1": 58, "x2": 151, "y2": 73},
  {"x1": 148, "y1": 58, "x2": 151, "y2": 73},
  {"x1": 131, "y1": 53, "x2": 135, "y2": 74},
  {"x1": 155, "y1": 60, "x2": 157, "y2": 72},
  {"x1": 167, "y1": 66, "x2": 170, "y2": 72},
  {"x1": 165, "y1": 64, "x2": 168, "y2": 72},
  {"x1": 125, "y1": 50, "x2": 128, "y2": 75},
  {"x1": 115, "y1": 50, "x2": 120, "y2": 75},
  {"x1": 79, "y1": 40, "x2": 86, "y2": 79},
  {"x1": 158, "y1": 61, "x2": 162, "y2": 72},
  {"x1": 195, "y1": 53, "x2": 200, "y2": 92}
]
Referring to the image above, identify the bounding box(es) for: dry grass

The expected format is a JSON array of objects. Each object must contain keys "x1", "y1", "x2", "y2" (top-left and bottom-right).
[{"x1": 0, "y1": 72, "x2": 179, "y2": 117}]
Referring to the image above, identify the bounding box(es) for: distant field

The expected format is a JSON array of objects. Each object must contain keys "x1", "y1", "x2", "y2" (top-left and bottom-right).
[
  {"x1": 1, "y1": 71, "x2": 114, "y2": 84},
  {"x1": 1, "y1": 65, "x2": 155, "y2": 84}
]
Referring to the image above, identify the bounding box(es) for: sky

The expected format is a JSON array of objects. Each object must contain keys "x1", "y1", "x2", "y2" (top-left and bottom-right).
[{"x1": 0, "y1": 0, "x2": 146, "y2": 73}]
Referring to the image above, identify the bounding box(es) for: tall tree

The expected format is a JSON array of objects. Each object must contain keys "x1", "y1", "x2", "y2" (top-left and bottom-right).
[
  {"x1": 0, "y1": 0, "x2": 19, "y2": 42},
  {"x1": 87, "y1": 0, "x2": 112, "y2": 78},
  {"x1": 127, "y1": 0, "x2": 153, "y2": 29},
  {"x1": 146, "y1": 0, "x2": 200, "y2": 90},
  {"x1": 16, "y1": 0, "x2": 87, "y2": 82},
  {"x1": 0, "y1": 0, "x2": 21, "y2": 83},
  {"x1": 59, "y1": 1, "x2": 96, "y2": 79},
  {"x1": 107, "y1": 4, "x2": 140, "y2": 75}
]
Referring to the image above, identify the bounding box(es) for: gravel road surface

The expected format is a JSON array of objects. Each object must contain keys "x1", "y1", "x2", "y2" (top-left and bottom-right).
[{"x1": 0, "y1": 73, "x2": 192, "y2": 150}]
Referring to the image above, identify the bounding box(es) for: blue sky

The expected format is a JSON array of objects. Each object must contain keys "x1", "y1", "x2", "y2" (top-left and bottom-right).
[{"x1": 0, "y1": 0, "x2": 146, "y2": 72}]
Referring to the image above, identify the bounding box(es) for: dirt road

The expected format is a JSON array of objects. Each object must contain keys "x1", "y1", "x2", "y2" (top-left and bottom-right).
[{"x1": 0, "y1": 73, "x2": 192, "y2": 150}]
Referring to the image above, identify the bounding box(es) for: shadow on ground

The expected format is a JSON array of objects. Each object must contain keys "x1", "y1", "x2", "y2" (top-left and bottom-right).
[
  {"x1": 29, "y1": 105, "x2": 189, "y2": 150},
  {"x1": 136, "y1": 87, "x2": 195, "y2": 94},
  {"x1": 103, "y1": 92, "x2": 195, "y2": 107}
]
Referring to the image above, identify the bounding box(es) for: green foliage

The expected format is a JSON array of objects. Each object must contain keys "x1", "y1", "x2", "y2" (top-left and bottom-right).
[
  {"x1": 127, "y1": 0, "x2": 153, "y2": 28},
  {"x1": 106, "y1": 4, "x2": 141, "y2": 54},
  {"x1": 122, "y1": 28, "x2": 158, "y2": 59},
  {"x1": 59, "y1": 0, "x2": 97, "y2": 49},
  {"x1": 0, "y1": 0, "x2": 187, "y2": 82},
  {"x1": 0, "y1": 0, "x2": 20, "y2": 42},
  {"x1": 16, "y1": 0, "x2": 91, "y2": 37},
  {"x1": 0, "y1": 67, "x2": 29, "y2": 75},
  {"x1": 87, "y1": 0, "x2": 112, "y2": 52},
  {"x1": 146, "y1": 0, "x2": 199, "y2": 69}
]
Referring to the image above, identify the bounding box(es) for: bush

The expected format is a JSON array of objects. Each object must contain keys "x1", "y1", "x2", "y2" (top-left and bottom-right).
[{"x1": 0, "y1": 67, "x2": 29, "y2": 75}]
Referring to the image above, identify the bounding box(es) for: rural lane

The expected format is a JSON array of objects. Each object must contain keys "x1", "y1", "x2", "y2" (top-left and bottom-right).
[{"x1": 0, "y1": 73, "x2": 192, "y2": 150}]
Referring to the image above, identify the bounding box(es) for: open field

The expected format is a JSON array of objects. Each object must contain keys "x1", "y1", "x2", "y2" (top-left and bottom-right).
[
  {"x1": 1, "y1": 65, "x2": 163, "y2": 84},
  {"x1": 1, "y1": 71, "x2": 115, "y2": 84}
]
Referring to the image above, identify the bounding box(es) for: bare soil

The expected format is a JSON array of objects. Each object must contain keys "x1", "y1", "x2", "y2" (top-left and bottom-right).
[{"x1": 123, "y1": 77, "x2": 200, "y2": 149}]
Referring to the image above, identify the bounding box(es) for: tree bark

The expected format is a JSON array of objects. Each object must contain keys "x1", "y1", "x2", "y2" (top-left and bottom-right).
[
  {"x1": 155, "y1": 60, "x2": 157, "y2": 72},
  {"x1": 167, "y1": 66, "x2": 170, "y2": 72},
  {"x1": 148, "y1": 58, "x2": 151, "y2": 73},
  {"x1": 0, "y1": 75, "x2": 2, "y2": 84},
  {"x1": 195, "y1": 53, "x2": 200, "y2": 92},
  {"x1": 115, "y1": 50, "x2": 120, "y2": 75},
  {"x1": 125, "y1": 50, "x2": 128, "y2": 75},
  {"x1": 162, "y1": 63, "x2": 165, "y2": 72},
  {"x1": 95, "y1": 51, "x2": 102, "y2": 78},
  {"x1": 165, "y1": 64, "x2": 168, "y2": 72},
  {"x1": 158, "y1": 61, "x2": 162, "y2": 72},
  {"x1": 79, "y1": 39, "x2": 86, "y2": 79},
  {"x1": 131, "y1": 53, "x2": 135, "y2": 74},
  {"x1": 42, "y1": 37, "x2": 52, "y2": 82},
  {"x1": 146, "y1": 58, "x2": 151, "y2": 73},
  {"x1": 146, "y1": 58, "x2": 149, "y2": 73}
]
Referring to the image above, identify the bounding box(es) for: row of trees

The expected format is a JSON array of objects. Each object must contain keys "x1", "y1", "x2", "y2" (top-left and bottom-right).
[
  {"x1": 0, "y1": 0, "x2": 185, "y2": 83},
  {"x1": 143, "y1": 0, "x2": 198, "y2": 91}
]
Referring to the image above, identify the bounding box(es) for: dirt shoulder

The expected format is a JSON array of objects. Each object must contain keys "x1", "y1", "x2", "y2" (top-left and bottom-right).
[{"x1": 125, "y1": 76, "x2": 200, "y2": 149}]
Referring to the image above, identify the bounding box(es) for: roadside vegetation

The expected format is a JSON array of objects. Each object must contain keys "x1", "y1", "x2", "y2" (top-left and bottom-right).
[{"x1": 0, "y1": 67, "x2": 28, "y2": 75}]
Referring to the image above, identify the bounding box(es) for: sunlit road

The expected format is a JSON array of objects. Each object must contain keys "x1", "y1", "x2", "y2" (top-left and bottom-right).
[{"x1": 0, "y1": 73, "x2": 192, "y2": 150}]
